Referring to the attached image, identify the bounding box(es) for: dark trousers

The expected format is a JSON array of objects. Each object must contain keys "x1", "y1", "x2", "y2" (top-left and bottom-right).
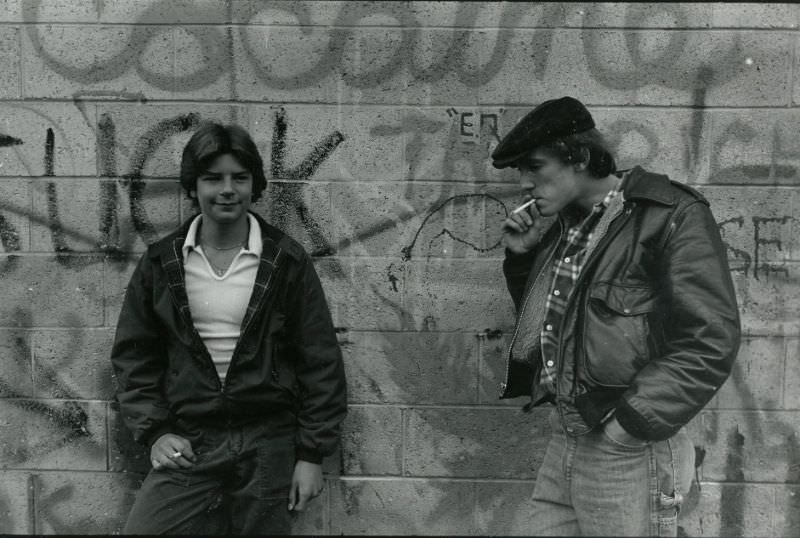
[{"x1": 123, "y1": 421, "x2": 296, "y2": 535}]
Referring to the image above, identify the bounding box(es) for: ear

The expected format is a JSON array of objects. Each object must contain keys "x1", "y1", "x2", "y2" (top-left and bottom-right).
[
  {"x1": 189, "y1": 189, "x2": 196, "y2": 199},
  {"x1": 572, "y1": 147, "x2": 591, "y2": 172}
]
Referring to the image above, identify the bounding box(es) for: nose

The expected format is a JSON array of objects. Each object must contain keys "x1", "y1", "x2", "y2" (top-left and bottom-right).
[
  {"x1": 220, "y1": 175, "x2": 235, "y2": 195},
  {"x1": 519, "y1": 169, "x2": 536, "y2": 191}
]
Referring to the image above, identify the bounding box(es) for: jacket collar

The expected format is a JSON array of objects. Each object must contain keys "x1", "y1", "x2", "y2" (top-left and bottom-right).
[
  {"x1": 617, "y1": 166, "x2": 676, "y2": 206},
  {"x1": 146, "y1": 211, "x2": 290, "y2": 346}
]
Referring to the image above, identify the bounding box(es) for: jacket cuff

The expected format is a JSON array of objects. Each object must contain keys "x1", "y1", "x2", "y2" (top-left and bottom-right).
[
  {"x1": 613, "y1": 400, "x2": 651, "y2": 441},
  {"x1": 296, "y1": 446, "x2": 323, "y2": 465},
  {"x1": 144, "y1": 424, "x2": 175, "y2": 449}
]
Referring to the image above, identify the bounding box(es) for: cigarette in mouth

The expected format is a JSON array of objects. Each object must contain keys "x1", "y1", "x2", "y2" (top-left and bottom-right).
[{"x1": 511, "y1": 198, "x2": 538, "y2": 215}]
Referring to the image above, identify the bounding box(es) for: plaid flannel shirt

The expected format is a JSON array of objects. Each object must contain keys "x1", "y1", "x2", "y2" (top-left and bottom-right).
[{"x1": 538, "y1": 186, "x2": 621, "y2": 394}]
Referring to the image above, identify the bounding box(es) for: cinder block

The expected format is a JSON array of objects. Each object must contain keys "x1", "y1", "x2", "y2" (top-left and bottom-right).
[
  {"x1": 0, "y1": 328, "x2": 32, "y2": 397},
  {"x1": 774, "y1": 485, "x2": 800, "y2": 537},
  {"x1": 678, "y1": 483, "x2": 775, "y2": 537},
  {"x1": 579, "y1": 3, "x2": 712, "y2": 28},
  {"x1": 173, "y1": 26, "x2": 234, "y2": 100},
  {"x1": 31, "y1": 471, "x2": 140, "y2": 534},
  {"x1": 0, "y1": 179, "x2": 31, "y2": 252},
  {"x1": 0, "y1": 0, "x2": 21, "y2": 22},
  {"x1": 695, "y1": 410, "x2": 800, "y2": 483},
  {"x1": 785, "y1": 338, "x2": 800, "y2": 410},
  {"x1": 410, "y1": 2, "x2": 578, "y2": 28},
  {"x1": 340, "y1": 405, "x2": 402, "y2": 475},
  {"x1": 103, "y1": 256, "x2": 138, "y2": 328},
  {"x1": 249, "y1": 105, "x2": 404, "y2": 182},
  {"x1": 342, "y1": 331, "x2": 479, "y2": 405},
  {"x1": 315, "y1": 257, "x2": 413, "y2": 331},
  {"x1": 107, "y1": 403, "x2": 151, "y2": 475},
  {"x1": 0, "y1": 471, "x2": 32, "y2": 534},
  {"x1": 30, "y1": 178, "x2": 182, "y2": 254},
  {"x1": 474, "y1": 481, "x2": 539, "y2": 536},
  {"x1": 711, "y1": 3, "x2": 798, "y2": 28},
  {"x1": 591, "y1": 107, "x2": 712, "y2": 185},
  {"x1": 21, "y1": 25, "x2": 173, "y2": 99},
  {"x1": 257, "y1": 182, "x2": 332, "y2": 256},
  {"x1": 0, "y1": 27, "x2": 19, "y2": 98},
  {"x1": 404, "y1": 407, "x2": 551, "y2": 478},
  {"x1": 231, "y1": 0, "x2": 344, "y2": 26},
  {"x1": 0, "y1": 400, "x2": 106, "y2": 471},
  {"x1": 332, "y1": 182, "x2": 499, "y2": 260},
  {"x1": 329, "y1": 478, "x2": 476, "y2": 534},
  {"x1": 0, "y1": 103, "x2": 96, "y2": 177},
  {"x1": 712, "y1": 337, "x2": 785, "y2": 410},
  {"x1": 478, "y1": 332, "x2": 524, "y2": 406},
  {"x1": 707, "y1": 110, "x2": 800, "y2": 184},
  {"x1": 0, "y1": 255, "x2": 103, "y2": 327},
  {"x1": 403, "y1": 258, "x2": 516, "y2": 332},
  {"x1": 23, "y1": 0, "x2": 228, "y2": 23},
  {"x1": 232, "y1": 24, "x2": 338, "y2": 103},
  {"x1": 699, "y1": 186, "x2": 798, "y2": 273},
  {"x1": 729, "y1": 267, "x2": 800, "y2": 334},
  {"x1": 32, "y1": 328, "x2": 115, "y2": 400},
  {"x1": 557, "y1": 30, "x2": 792, "y2": 107},
  {"x1": 95, "y1": 103, "x2": 243, "y2": 180}
]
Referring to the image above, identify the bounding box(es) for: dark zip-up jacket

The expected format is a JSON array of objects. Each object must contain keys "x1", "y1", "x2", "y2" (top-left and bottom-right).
[
  {"x1": 501, "y1": 167, "x2": 740, "y2": 441},
  {"x1": 111, "y1": 212, "x2": 347, "y2": 464}
]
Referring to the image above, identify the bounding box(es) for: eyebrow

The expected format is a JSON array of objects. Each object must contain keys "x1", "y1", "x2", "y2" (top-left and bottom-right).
[{"x1": 200, "y1": 170, "x2": 250, "y2": 176}]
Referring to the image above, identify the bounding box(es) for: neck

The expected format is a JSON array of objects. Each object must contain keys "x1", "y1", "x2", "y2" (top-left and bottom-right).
[
  {"x1": 572, "y1": 174, "x2": 619, "y2": 214},
  {"x1": 199, "y1": 214, "x2": 250, "y2": 248}
]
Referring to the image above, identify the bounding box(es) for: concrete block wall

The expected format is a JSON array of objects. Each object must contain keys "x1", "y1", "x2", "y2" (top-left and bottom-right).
[{"x1": 0, "y1": 1, "x2": 797, "y2": 535}]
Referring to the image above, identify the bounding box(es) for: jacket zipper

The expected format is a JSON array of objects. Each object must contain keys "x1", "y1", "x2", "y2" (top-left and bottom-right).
[
  {"x1": 501, "y1": 220, "x2": 563, "y2": 395},
  {"x1": 554, "y1": 204, "x2": 633, "y2": 389},
  {"x1": 221, "y1": 250, "x2": 285, "y2": 394}
]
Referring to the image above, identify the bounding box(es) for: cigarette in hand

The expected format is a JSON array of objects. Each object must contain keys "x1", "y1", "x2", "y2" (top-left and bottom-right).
[{"x1": 511, "y1": 198, "x2": 537, "y2": 215}]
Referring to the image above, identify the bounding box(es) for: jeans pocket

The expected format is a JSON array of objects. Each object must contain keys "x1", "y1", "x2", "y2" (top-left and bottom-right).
[
  {"x1": 602, "y1": 418, "x2": 649, "y2": 450},
  {"x1": 258, "y1": 436, "x2": 295, "y2": 500}
]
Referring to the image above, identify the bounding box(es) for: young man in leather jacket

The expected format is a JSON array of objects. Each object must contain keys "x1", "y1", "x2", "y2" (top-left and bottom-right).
[
  {"x1": 494, "y1": 97, "x2": 740, "y2": 536},
  {"x1": 111, "y1": 122, "x2": 347, "y2": 534}
]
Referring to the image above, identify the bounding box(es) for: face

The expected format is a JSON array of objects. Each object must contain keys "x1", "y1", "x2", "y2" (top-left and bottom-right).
[
  {"x1": 515, "y1": 148, "x2": 585, "y2": 217},
  {"x1": 191, "y1": 153, "x2": 253, "y2": 225}
]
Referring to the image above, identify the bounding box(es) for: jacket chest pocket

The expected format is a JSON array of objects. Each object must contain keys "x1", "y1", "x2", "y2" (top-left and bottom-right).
[{"x1": 582, "y1": 282, "x2": 658, "y2": 387}]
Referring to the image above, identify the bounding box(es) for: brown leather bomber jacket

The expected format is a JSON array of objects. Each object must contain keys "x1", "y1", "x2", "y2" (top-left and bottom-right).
[
  {"x1": 111, "y1": 212, "x2": 347, "y2": 464},
  {"x1": 501, "y1": 167, "x2": 741, "y2": 441}
]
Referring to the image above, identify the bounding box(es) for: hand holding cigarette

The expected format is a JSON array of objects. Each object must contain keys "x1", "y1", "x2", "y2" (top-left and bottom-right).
[{"x1": 502, "y1": 197, "x2": 547, "y2": 254}]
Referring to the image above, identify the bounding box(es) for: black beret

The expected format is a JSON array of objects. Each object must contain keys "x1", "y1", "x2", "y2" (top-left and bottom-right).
[{"x1": 491, "y1": 96, "x2": 595, "y2": 169}]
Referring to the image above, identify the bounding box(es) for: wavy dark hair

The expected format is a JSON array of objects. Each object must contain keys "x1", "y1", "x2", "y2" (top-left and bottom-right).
[
  {"x1": 179, "y1": 122, "x2": 267, "y2": 202},
  {"x1": 537, "y1": 128, "x2": 616, "y2": 178}
]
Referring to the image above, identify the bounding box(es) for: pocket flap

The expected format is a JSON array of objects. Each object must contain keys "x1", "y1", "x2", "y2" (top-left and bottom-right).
[{"x1": 590, "y1": 283, "x2": 657, "y2": 315}]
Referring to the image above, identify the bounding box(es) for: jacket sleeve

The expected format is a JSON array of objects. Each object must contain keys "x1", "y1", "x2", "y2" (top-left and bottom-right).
[
  {"x1": 110, "y1": 253, "x2": 173, "y2": 448},
  {"x1": 286, "y1": 254, "x2": 347, "y2": 464},
  {"x1": 615, "y1": 200, "x2": 741, "y2": 440}
]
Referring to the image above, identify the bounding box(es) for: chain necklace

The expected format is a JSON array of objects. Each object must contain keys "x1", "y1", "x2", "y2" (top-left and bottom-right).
[{"x1": 203, "y1": 241, "x2": 246, "y2": 276}]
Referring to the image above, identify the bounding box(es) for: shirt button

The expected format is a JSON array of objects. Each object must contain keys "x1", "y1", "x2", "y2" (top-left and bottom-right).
[
  {"x1": 564, "y1": 257, "x2": 571, "y2": 263},
  {"x1": 553, "y1": 290, "x2": 561, "y2": 296},
  {"x1": 546, "y1": 324, "x2": 553, "y2": 331},
  {"x1": 546, "y1": 360, "x2": 554, "y2": 367}
]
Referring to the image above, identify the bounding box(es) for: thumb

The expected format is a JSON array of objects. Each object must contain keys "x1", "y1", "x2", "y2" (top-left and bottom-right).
[{"x1": 288, "y1": 479, "x2": 299, "y2": 511}]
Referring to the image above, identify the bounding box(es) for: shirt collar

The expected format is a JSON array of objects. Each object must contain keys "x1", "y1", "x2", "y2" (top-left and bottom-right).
[{"x1": 182, "y1": 213, "x2": 263, "y2": 259}]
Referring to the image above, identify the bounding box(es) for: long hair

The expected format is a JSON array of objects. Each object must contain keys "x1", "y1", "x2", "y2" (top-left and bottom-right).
[
  {"x1": 179, "y1": 122, "x2": 268, "y2": 202},
  {"x1": 540, "y1": 128, "x2": 616, "y2": 178}
]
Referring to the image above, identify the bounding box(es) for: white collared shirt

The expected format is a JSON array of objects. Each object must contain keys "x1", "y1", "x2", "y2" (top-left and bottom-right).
[{"x1": 182, "y1": 213, "x2": 262, "y2": 381}]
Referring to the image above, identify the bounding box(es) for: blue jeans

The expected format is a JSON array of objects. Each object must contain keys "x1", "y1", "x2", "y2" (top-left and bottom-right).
[
  {"x1": 123, "y1": 421, "x2": 296, "y2": 535},
  {"x1": 530, "y1": 409, "x2": 695, "y2": 536}
]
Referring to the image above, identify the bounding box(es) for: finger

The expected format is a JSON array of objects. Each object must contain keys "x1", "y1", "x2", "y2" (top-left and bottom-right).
[
  {"x1": 151, "y1": 458, "x2": 161, "y2": 470},
  {"x1": 294, "y1": 491, "x2": 311, "y2": 512},
  {"x1": 172, "y1": 441, "x2": 196, "y2": 462},
  {"x1": 502, "y1": 217, "x2": 526, "y2": 234},
  {"x1": 173, "y1": 455, "x2": 194, "y2": 468},
  {"x1": 288, "y1": 481, "x2": 299, "y2": 511}
]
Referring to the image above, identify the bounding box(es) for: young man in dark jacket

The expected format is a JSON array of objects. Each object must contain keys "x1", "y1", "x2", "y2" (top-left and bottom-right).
[
  {"x1": 111, "y1": 122, "x2": 347, "y2": 534},
  {"x1": 495, "y1": 97, "x2": 740, "y2": 536}
]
